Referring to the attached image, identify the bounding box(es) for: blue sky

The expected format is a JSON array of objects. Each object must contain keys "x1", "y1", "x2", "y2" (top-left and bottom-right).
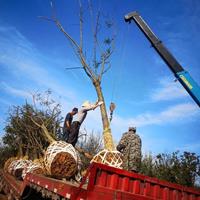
[{"x1": 0, "y1": 0, "x2": 200, "y2": 155}]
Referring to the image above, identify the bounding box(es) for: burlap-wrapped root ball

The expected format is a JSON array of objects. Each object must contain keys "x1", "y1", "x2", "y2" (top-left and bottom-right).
[
  {"x1": 22, "y1": 161, "x2": 44, "y2": 180},
  {"x1": 44, "y1": 141, "x2": 79, "y2": 178},
  {"x1": 91, "y1": 149, "x2": 123, "y2": 169},
  {"x1": 8, "y1": 159, "x2": 32, "y2": 179}
]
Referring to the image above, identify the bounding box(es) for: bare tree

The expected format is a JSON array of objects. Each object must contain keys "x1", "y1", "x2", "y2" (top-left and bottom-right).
[{"x1": 40, "y1": 1, "x2": 115, "y2": 150}]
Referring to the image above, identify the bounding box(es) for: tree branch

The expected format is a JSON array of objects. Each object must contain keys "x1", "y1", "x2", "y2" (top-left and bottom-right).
[
  {"x1": 98, "y1": 49, "x2": 113, "y2": 82},
  {"x1": 54, "y1": 18, "x2": 97, "y2": 81},
  {"x1": 102, "y1": 63, "x2": 111, "y2": 75},
  {"x1": 79, "y1": 0, "x2": 83, "y2": 49},
  {"x1": 40, "y1": 2, "x2": 98, "y2": 82},
  {"x1": 30, "y1": 116, "x2": 55, "y2": 143}
]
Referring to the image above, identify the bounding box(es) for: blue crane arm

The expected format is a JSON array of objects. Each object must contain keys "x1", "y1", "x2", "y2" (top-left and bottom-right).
[
  {"x1": 124, "y1": 11, "x2": 200, "y2": 107},
  {"x1": 176, "y1": 71, "x2": 200, "y2": 107}
]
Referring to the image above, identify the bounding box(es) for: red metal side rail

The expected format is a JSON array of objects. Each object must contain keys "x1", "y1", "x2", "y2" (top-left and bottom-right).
[
  {"x1": 23, "y1": 173, "x2": 87, "y2": 199},
  {"x1": 0, "y1": 169, "x2": 22, "y2": 200},
  {"x1": 2, "y1": 163, "x2": 200, "y2": 200},
  {"x1": 0, "y1": 169, "x2": 87, "y2": 200},
  {"x1": 84, "y1": 162, "x2": 200, "y2": 200}
]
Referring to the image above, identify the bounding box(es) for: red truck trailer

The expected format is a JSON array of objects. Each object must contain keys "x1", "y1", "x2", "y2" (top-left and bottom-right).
[{"x1": 1, "y1": 162, "x2": 200, "y2": 200}]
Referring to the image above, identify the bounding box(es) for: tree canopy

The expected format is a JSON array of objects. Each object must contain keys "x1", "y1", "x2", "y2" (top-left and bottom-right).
[
  {"x1": 140, "y1": 151, "x2": 200, "y2": 187},
  {"x1": 1, "y1": 90, "x2": 62, "y2": 163}
]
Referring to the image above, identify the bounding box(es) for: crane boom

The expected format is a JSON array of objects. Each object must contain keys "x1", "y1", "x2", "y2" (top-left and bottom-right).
[{"x1": 125, "y1": 11, "x2": 200, "y2": 107}]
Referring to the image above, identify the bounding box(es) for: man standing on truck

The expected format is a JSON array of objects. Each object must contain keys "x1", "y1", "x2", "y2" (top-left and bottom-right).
[
  {"x1": 67, "y1": 100, "x2": 103, "y2": 147},
  {"x1": 116, "y1": 127, "x2": 142, "y2": 172},
  {"x1": 63, "y1": 107, "x2": 78, "y2": 141}
]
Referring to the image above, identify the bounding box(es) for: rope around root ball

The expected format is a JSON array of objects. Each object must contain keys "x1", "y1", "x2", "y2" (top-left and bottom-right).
[
  {"x1": 44, "y1": 141, "x2": 80, "y2": 178},
  {"x1": 91, "y1": 149, "x2": 123, "y2": 169}
]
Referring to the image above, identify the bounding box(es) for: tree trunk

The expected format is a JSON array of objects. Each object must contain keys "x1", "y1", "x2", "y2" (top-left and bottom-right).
[
  {"x1": 41, "y1": 124, "x2": 55, "y2": 143},
  {"x1": 94, "y1": 81, "x2": 114, "y2": 150},
  {"x1": 18, "y1": 144, "x2": 23, "y2": 157}
]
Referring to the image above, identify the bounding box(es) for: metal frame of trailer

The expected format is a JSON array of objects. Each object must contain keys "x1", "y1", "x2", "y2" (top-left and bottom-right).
[{"x1": 1, "y1": 162, "x2": 200, "y2": 199}]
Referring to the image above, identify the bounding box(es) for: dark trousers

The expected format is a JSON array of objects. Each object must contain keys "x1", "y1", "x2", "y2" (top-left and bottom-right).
[
  {"x1": 63, "y1": 128, "x2": 70, "y2": 141},
  {"x1": 66, "y1": 121, "x2": 80, "y2": 147}
]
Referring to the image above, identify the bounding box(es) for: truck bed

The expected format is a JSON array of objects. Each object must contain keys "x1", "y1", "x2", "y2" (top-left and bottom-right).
[{"x1": 1, "y1": 162, "x2": 200, "y2": 199}]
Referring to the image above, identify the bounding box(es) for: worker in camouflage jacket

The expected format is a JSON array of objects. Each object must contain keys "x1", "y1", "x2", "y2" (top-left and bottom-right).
[{"x1": 116, "y1": 127, "x2": 142, "y2": 172}]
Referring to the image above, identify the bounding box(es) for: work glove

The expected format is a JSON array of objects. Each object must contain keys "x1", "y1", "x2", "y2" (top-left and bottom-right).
[
  {"x1": 116, "y1": 144, "x2": 126, "y2": 152},
  {"x1": 98, "y1": 101, "x2": 104, "y2": 106}
]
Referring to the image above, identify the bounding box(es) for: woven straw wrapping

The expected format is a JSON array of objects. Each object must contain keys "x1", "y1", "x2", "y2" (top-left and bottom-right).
[
  {"x1": 91, "y1": 149, "x2": 123, "y2": 168},
  {"x1": 44, "y1": 141, "x2": 79, "y2": 178},
  {"x1": 22, "y1": 161, "x2": 44, "y2": 179},
  {"x1": 7, "y1": 160, "x2": 18, "y2": 174},
  {"x1": 8, "y1": 159, "x2": 32, "y2": 178}
]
